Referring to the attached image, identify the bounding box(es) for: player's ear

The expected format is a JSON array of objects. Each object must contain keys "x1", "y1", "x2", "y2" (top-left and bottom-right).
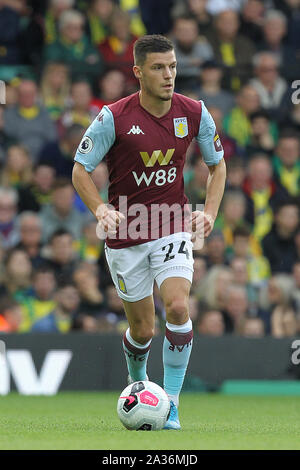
[{"x1": 133, "y1": 65, "x2": 142, "y2": 80}]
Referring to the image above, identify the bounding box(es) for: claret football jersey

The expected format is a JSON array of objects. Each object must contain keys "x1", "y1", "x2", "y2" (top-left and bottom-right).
[{"x1": 74, "y1": 92, "x2": 224, "y2": 248}]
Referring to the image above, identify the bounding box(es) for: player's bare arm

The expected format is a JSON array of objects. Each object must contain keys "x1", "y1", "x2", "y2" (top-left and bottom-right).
[
  {"x1": 192, "y1": 157, "x2": 226, "y2": 238},
  {"x1": 72, "y1": 162, "x2": 124, "y2": 234}
]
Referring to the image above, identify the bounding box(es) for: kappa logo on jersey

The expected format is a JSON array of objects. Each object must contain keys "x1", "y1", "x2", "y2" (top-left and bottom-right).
[
  {"x1": 139, "y1": 149, "x2": 175, "y2": 167},
  {"x1": 78, "y1": 136, "x2": 93, "y2": 154},
  {"x1": 214, "y1": 131, "x2": 223, "y2": 152},
  {"x1": 127, "y1": 125, "x2": 145, "y2": 135},
  {"x1": 174, "y1": 117, "x2": 188, "y2": 138}
]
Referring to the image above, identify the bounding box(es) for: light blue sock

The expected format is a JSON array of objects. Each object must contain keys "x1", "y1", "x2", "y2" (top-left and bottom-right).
[
  {"x1": 123, "y1": 328, "x2": 151, "y2": 381},
  {"x1": 163, "y1": 320, "x2": 193, "y2": 407}
]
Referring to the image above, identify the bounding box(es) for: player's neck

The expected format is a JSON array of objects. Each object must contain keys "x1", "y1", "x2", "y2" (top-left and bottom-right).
[{"x1": 138, "y1": 90, "x2": 172, "y2": 118}]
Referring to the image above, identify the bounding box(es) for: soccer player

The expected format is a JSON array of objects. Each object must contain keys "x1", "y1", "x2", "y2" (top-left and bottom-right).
[{"x1": 72, "y1": 35, "x2": 226, "y2": 430}]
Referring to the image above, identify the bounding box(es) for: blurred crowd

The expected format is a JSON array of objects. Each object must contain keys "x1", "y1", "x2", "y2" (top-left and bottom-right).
[{"x1": 0, "y1": 0, "x2": 300, "y2": 337}]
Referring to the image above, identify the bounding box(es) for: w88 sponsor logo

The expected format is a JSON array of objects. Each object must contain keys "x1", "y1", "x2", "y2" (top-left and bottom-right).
[{"x1": 132, "y1": 167, "x2": 177, "y2": 186}]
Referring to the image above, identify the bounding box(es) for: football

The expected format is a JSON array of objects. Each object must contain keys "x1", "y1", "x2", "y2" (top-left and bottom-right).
[{"x1": 117, "y1": 380, "x2": 170, "y2": 431}]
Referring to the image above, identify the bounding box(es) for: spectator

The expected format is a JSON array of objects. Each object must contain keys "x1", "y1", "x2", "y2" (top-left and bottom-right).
[
  {"x1": 230, "y1": 256, "x2": 258, "y2": 309},
  {"x1": 215, "y1": 190, "x2": 248, "y2": 248},
  {"x1": 272, "y1": 131, "x2": 300, "y2": 197},
  {"x1": 240, "y1": 316, "x2": 265, "y2": 337},
  {"x1": 0, "y1": 144, "x2": 33, "y2": 188},
  {"x1": 58, "y1": 81, "x2": 96, "y2": 138},
  {"x1": 171, "y1": 15, "x2": 214, "y2": 91},
  {"x1": 44, "y1": 9, "x2": 104, "y2": 87},
  {"x1": 225, "y1": 156, "x2": 246, "y2": 191},
  {"x1": 239, "y1": 0, "x2": 265, "y2": 43},
  {"x1": 273, "y1": 0, "x2": 300, "y2": 53},
  {"x1": 191, "y1": 256, "x2": 207, "y2": 293},
  {"x1": 198, "y1": 60, "x2": 235, "y2": 115},
  {"x1": 39, "y1": 124, "x2": 85, "y2": 178},
  {"x1": 271, "y1": 305, "x2": 298, "y2": 337},
  {"x1": 17, "y1": 211, "x2": 43, "y2": 268},
  {"x1": 73, "y1": 220, "x2": 104, "y2": 263},
  {"x1": 223, "y1": 84, "x2": 260, "y2": 147},
  {"x1": 171, "y1": 0, "x2": 214, "y2": 40},
  {"x1": 242, "y1": 154, "x2": 285, "y2": 243},
  {"x1": 259, "y1": 273, "x2": 294, "y2": 314},
  {"x1": 17, "y1": 162, "x2": 56, "y2": 213},
  {"x1": 0, "y1": 297, "x2": 23, "y2": 333},
  {"x1": 221, "y1": 284, "x2": 251, "y2": 334},
  {"x1": 258, "y1": 9, "x2": 297, "y2": 81},
  {"x1": 250, "y1": 52, "x2": 288, "y2": 118},
  {"x1": 231, "y1": 226, "x2": 271, "y2": 286},
  {"x1": 43, "y1": 229, "x2": 78, "y2": 283},
  {"x1": 196, "y1": 309, "x2": 225, "y2": 336},
  {"x1": 0, "y1": 186, "x2": 19, "y2": 249},
  {"x1": 0, "y1": 248, "x2": 33, "y2": 300},
  {"x1": 32, "y1": 281, "x2": 80, "y2": 333},
  {"x1": 204, "y1": 229, "x2": 227, "y2": 267},
  {"x1": 73, "y1": 263, "x2": 104, "y2": 317},
  {"x1": 91, "y1": 70, "x2": 126, "y2": 112},
  {"x1": 100, "y1": 284, "x2": 128, "y2": 333},
  {"x1": 3, "y1": 79, "x2": 57, "y2": 160},
  {"x1": 44, "y1": 0, "x2": 75, "y2": 45},
  {"x1": 39, "y1": 178, "x2": 83, "y2": 242},
  {"x1": 246, "y1": 110, "x2": 278, "y2": 157},
  {"x1": 85, "y1": 0, "x2": 115, "y2": 46},
  {"x1": 40, "y1": 62, "x2": 71, "y2": 121},
  {"x1": 262, "y1": 200, "x2": 299, "y2": 273},
  {"x1": 197, "y1": 265, "x2": 234, "y2": 310},
  {"x1": 18, "y1": 265, "x2": 57, "y2": 332},
  {"x1": 72, "y1": 313, "x2": 100, "y2": 332},
  {"x1": 98, "y1": 8, "x2": 138, "y2": 94},
  {"x1": 206, "y1": 9, "x2": 256, "y2": 91}
]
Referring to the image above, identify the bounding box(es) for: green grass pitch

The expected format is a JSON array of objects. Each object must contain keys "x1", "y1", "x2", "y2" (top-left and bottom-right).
[{"x1": 0, "y1": 392, "x2": 299, "y2": 450}]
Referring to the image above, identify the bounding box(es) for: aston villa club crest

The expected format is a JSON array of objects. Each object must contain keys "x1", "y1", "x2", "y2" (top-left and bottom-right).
[
  {"x1": 173, "y1": 117, "x2": 188, "y2": 138},
  {"x1": 214, "y1": 131, "x2": 223, "y2": 152}
]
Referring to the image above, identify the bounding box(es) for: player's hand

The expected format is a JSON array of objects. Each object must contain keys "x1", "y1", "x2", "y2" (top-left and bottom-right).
[
  {"x1": 96, "y1": 204, "x2": 125, "y2": 236},
  {"x1": 191, "y1": 211, "x2": 214, "y2": 239}
]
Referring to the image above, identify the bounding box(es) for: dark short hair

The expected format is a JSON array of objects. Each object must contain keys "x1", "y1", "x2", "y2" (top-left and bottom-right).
[
  {"x1": 233, "y1": 226, "x2": 251, "y2": 239},
  {"x1": 278, "y1": 129, "x2": 300, "y2": 142},
  {"x1": 52, "y1": 177, "x2": 73, "y2": 191},
  {"x1": 134, "y1": 34, "x2": 174, "y2": 66},
  {"x1": 50, "y1": 228, "x2": 72, "y2": 243},
  {"x1": 274, "y1": 198, "x2": 299, "y2": 213},
  {"x1": 249, "y1": 109, "x2": 271, "y2": 122},
  {"x1": 33, "y1": 264, "x2": 55, "y2": 279}
]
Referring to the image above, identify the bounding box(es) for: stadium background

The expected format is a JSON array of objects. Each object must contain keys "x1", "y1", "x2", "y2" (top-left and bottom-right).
[{"x1": 0, "y1": 0, "x2": 300, "y2": 396}]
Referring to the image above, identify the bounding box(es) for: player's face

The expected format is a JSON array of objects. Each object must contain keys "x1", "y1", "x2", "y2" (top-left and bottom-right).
[{"x1": 136, "y1": 51, "x2": 177, "y2": 101}]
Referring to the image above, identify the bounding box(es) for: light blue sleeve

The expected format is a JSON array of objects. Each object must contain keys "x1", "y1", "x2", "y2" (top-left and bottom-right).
[
  {"x1": 195, "y1": 100, "x2": 224, "y2": 166},
  {"x1": 74, "y1": 105, "x2": 115, "y2": 172}
]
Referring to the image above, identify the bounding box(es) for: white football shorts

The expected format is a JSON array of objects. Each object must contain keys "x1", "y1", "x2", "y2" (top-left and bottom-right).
[{"x1": 104, "y1": 232, "x2": 194, "y2": 302}]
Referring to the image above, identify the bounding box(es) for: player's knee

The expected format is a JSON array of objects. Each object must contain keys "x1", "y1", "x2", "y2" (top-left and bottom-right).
[
  {"x1": 165, "y1": 298, "x2": 189, "y2": 324},
  {"x1": 131, "y1": 325, "x2": 154, "y2": 345}
]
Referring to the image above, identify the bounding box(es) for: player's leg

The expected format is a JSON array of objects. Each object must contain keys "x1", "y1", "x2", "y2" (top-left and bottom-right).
[
  {"x1": 122, "y1": 296, "x2": 155, "y2": 382},
  {"x1": 150, "y1": 232, "x2": 194, "y2": 429},
  {"x1": 104, "y1": 243, "x2": 155, "y2": 382},
  {"x1": 159, "y1": 277, "x2": 193, "y2": 408}
]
